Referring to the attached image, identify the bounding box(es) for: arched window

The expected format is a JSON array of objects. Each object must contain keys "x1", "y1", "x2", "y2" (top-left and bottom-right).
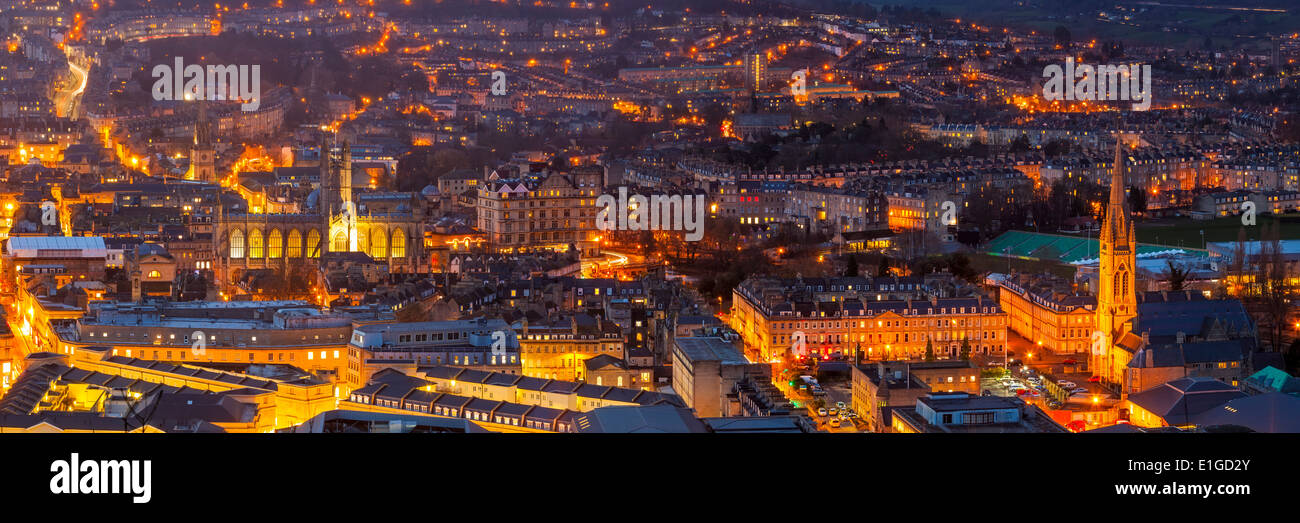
[
  {"x1": 230, "y1": 229, "x2": 245, "y2": 258},
  {"x1": 287, "y1": 229, "x2": 302, "y2": 258},
  {"x1": 331, "y1": 230, "x2": 348, "y2": 252},
  {"x1": 357, "y1": 227, "x2": 369, "y2": 255},
  {"x1": 305, "y1": 229, "x2": 321, "y2": 258},
  {"x1": 268, "y1": 229, "x2": 283, "y2": 259},
  {"x1": 390, "y1": 229, "x2": 406, "y2": 258},
  {"x1": 249, "y1": 229, "x2": 264, "y2": 258},
  {"x1": 370, "y1": 226, "x2": 387, "y2": 259},
  {"x1": 1117, "y1": 265, "x2": 1128, "y2": 298},
  {"x1": 147, "y1": 270, "x2": 161, "y2": 278}
]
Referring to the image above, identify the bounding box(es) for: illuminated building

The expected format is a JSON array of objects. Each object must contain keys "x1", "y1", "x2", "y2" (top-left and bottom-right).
[
  {"x1": 1093, "y1": 139, "x2": 1139, "y2": 387},
  {"x1": 185, "y1": 102, "x2": 217, "y2": 183},
  {"x1": 672, "y1": 337, "x2": 766, "y2": 418},
  {"x1": 59, "y1": 300, "x2": 390, "y2": 383},
  {"x1": 990, "y1": 274, "x2": 1096, "y2": 354},
  {"x1": 345, "y1": 319, "x2": 520, "y2": 391},
  {"x1": 474, "y1": 166, "x2": 602, "y2": 256},
  {"x1": 3, "y1": 236, "x2": 108, "y2": 285},
  {"x1": 517, "y1": 314, "x2": 623, "y2": 381},
  {"x1": 742, "y1": 52, "x2": 766, "y2": 94},
  {"x1": 342, "y1": 366, "x2": 683, "y2": 432},
  {"x1": 1123, "y1": 377, "x2": 1246, "y2": 429},
  {"x1": 890, "y1": 392, "x2": 1068, "y2": 433},
  {"x1": 0, "y1": 352, "x2": 335, "y2": 432},
  {"x1": 731, "y1": 276, "x2": 1009, "y2": 363},
  {"x1": 214, "y1": 131, "x2": 429, "y2": 292}
]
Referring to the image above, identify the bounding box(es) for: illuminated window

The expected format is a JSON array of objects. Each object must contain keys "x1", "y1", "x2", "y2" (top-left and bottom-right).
[
  {"x1": 390, "y1": 229, "x2": 406, "y2": 258},
  {"x1": 287, "y1": 229, "x2": 302, "y2": 257},
  {"x1": 147, "y1": 270, "x2": 161, "y2": 278},
  {"x1": 249, "y1": 229, "x2": 264, "y2": 258},
  {"x1": 229, "y1": 229, "x2": 245, "y2": 258},
  {"x1": 370, "y1": 226, "x2": 387, "y2": 258},
  {"x1": 306, "y1": 229, "x2": 321, "y2": 258},
  {"x1": 268, "y1": 229, "x2": 283, "y2": 258}
]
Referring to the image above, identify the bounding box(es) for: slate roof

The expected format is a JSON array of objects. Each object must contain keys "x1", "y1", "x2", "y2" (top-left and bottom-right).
[{"x1": 1127, "y1": 377, "x2": 1247, "y2": 426}]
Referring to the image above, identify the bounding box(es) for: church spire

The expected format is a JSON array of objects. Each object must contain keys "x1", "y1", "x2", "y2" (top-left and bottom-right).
[{"x1": 1110, "y1": 136, "x2": 1127, "y2": 207}]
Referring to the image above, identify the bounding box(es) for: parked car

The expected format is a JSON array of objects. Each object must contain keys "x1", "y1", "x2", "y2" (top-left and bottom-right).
[
  {"x1": 1062, "y1": 358, "x2": 1078, "y2": 365},
  {"x1": 835, "y1": 401, "x2": 846, "y2": 410},
  {"x1": 829, "y1": 418, "x2": 842, "y2": 428},
  {"x1": 1088, "y1": 375, "x2": 1102, "y2": 383},
  {"x1": 828, "y1": 408, "x2": 838, "y2": 416},
  {"x1": 1058, "y1": 380, "x2": 1076, "y2": 388},
  {"x1": 817, "y1": 408, "x2": 828, "y2": 417},
  {"x1": 1072, "y1": 387, "x2": 1089, "y2": 394}
]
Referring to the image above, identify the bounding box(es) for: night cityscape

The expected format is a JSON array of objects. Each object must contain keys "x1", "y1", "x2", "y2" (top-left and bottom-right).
[{"x1": 0, "y1": 0, "x2": 1299, "y2": 502}]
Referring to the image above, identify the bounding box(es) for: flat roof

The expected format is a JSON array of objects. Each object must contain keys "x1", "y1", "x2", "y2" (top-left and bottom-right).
[{"x1": 674, "y1": 337, "x2": 750, "y2": 365}]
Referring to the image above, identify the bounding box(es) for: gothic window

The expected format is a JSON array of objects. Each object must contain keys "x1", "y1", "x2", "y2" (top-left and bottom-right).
[
  {"x1": 287, "y1": 229, "x2": 302, "y2": 258},
  {"x1": 331, "y1": 230, "x2": 348, "y2": 252},
  {"x1": 268, "y1": 229, "x2": 283, "y2": 258},
  {"x1": 230, "y1": 229, "x2": 245, "y2": 259},
  {"x1": 391, "y1": 229, "x2": 406, "y2": 258},
  {"x1": 305, "y1": 229, "x2": 321, "y2": 258},
  {"x1": 370, "y1": 226, "x2": 387, "y2": 258},
  {"x1": 249, "y1": 229, "x2": 264, "y2": 258},
  {"x1": 357, "y1": 228, "x2": 369, "y2": 254}
]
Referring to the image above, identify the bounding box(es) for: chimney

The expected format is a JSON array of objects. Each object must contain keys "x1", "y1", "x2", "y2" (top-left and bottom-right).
[{"x1": 1175, "y1": 331, "x2": 1185, "y2": 344}]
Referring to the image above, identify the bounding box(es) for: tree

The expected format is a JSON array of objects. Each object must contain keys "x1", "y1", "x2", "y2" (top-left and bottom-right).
[
  {"x1": 1128, "y1": 187, "x2": 1148, "y2": 214},
  {"x1": 1009, "y1": 134, "x2": 1032, "y2": 153},
  {"x1": 877, "y1": 256, "x2": 891, "y2": 277},
  {"x1": 1258, "y1": 221, "x2": 1293, "y2": 352},
  {"x1": 1165, "y1": 259, "x2": 1190, "y2": 291},
  {"x1": 959, "y1": 338, "x2": 971, "y2": 361},
  {"x1": 1053, "y1": 25, "x2": 1072, "y2": 48},
  {"x1": 844, "y1": 255, "x2": 859, "y2": 277},
  {"x1": 924, "y1": 339, "x2": 935, "y2": 362}
]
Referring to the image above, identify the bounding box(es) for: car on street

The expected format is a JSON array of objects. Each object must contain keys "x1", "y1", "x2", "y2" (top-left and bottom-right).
[
  {"x1": 1058, "y1": 380, "x2": 1076, "y2": 388},
  {"x1": 1063, "y1": 358, "x2": 1078, "y2": 365},
  {"x1": 828, "y1": 408, "x2": 838, "y2": 416},
  {"x1": 981, "y1": 390, "x2": 993, "y2": 396},
  {"x1": 836, "y1": 401, "x2": 846, "y2": 410},
  {"x1": 829, "y1": 419, "x2": 841, "y2": 428},
  {"x1": 1088, "y1": 375, "x2": 1101, "y2": 383},
  {"x1": 1072, "y1": 387, "x2": 1089, "y2": 394},
  {"x1": 817, "y1": 408, "x2": 828, "y2": 417}
]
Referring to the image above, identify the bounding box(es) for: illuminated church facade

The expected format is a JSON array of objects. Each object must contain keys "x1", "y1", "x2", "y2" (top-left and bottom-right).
[
  {"x1": 212, "y1": 131, "x2": 428, "y2": 295},
  {"x1": 1093, "y1": 138, "x2": 1140, "y2": 386}
]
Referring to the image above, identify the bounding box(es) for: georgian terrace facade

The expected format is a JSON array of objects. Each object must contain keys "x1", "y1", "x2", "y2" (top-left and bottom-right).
[{"x1": 731, "y1": 280, "x2": 1009, "y2": 363}]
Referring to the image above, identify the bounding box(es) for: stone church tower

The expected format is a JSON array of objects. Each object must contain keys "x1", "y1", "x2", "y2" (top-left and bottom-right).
[
  {"x1": 1094, "y1": 137, "x2": 1138, "y2": 385},
  {"x1": 188, "y1": 101, "x2": 217, "y2": 183}
]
